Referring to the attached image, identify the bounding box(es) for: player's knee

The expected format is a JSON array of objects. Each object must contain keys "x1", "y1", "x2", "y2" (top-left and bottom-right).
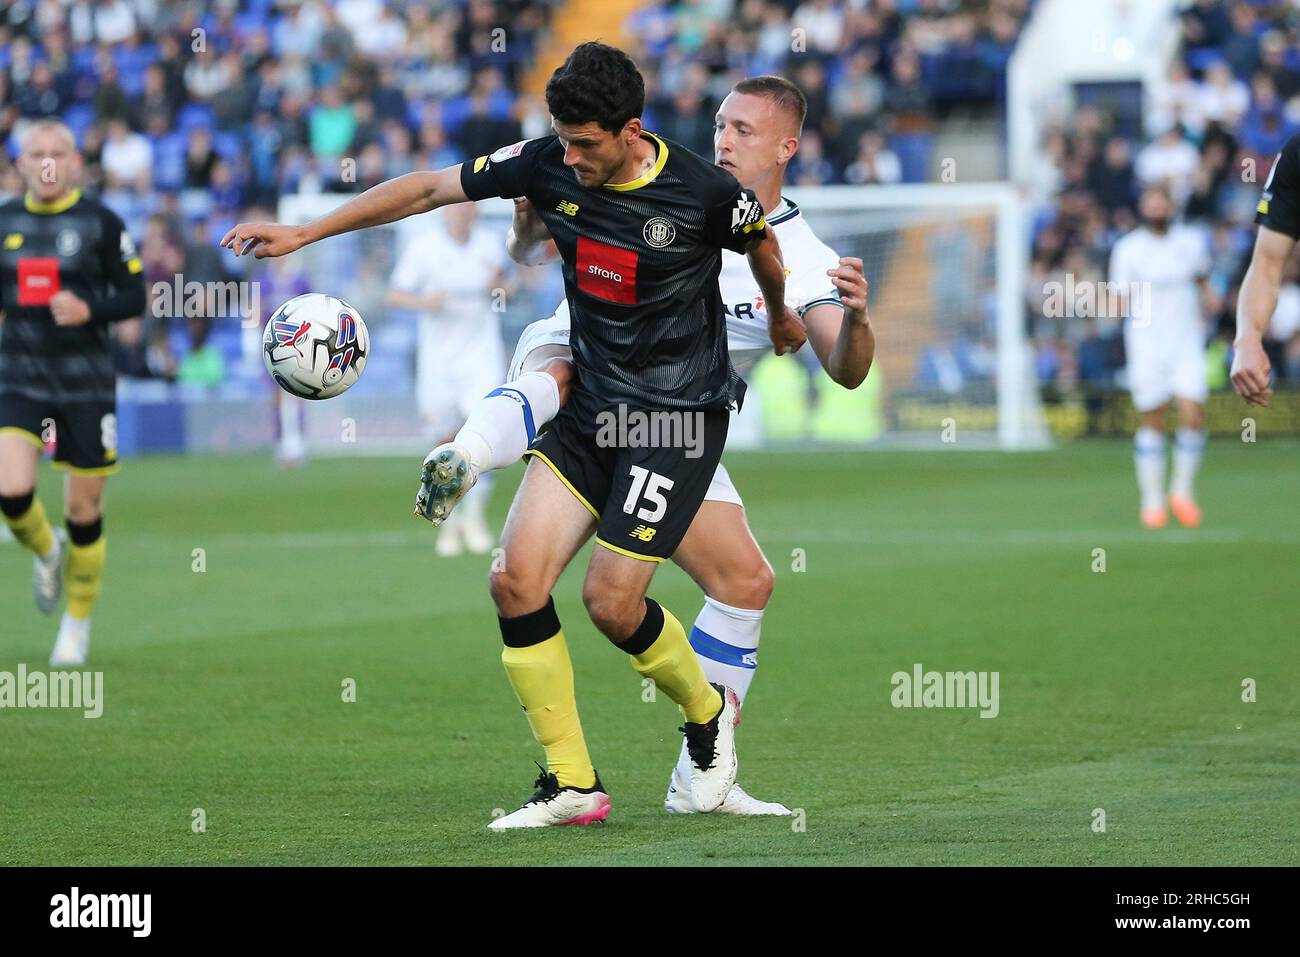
[
  {"x1": 732, "y1": 558, "x2": 775, "y2": 609},
  {"x1": 582, "y1": 584, "x2": 641, "y2": 642},
  {"x1": 488, "y1": 565, "x2": 547, "y2": 618},
  {"x1": 65, "y1": 492, "x2": 102, "y2": 525}
]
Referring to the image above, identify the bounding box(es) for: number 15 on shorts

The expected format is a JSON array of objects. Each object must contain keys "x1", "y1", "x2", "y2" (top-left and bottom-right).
[{"x1": 623, "y1": 465, "x2": 673, "y2": 522}]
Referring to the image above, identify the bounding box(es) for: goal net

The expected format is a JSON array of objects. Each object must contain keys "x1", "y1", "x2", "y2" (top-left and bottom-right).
[
  {"x1": 778, "y1": 182, "x2": 1046, "y2": 451},
  {"x1": 254, "y1": 184, "x2": 1045, "y2": 456}
]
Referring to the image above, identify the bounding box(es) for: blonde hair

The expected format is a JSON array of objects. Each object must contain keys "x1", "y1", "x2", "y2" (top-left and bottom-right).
[{"x1": 19, "y1": 119, "x2": 78, "y2": 154}]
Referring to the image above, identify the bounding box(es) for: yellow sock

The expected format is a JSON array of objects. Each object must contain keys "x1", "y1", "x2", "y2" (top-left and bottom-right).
[
  {"x1": 628, "y1": 601, "x2": 722, "y2": 724},
  {"x1": 4, "y1": 496, "x2": 55, "y2": 558},
  {"x1": 501, "y1": 620, "x2": 596, "y2": 790},
  {"x1": 66, "y1": 535, "x2": 107, "y2": 621}
]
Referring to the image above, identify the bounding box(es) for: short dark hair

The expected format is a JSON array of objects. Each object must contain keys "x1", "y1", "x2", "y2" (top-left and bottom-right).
[
  {"x1": 732, "y1": 75, "x2": 807, "y2": 134},
  {"x1": 545, "y1": 42, "x2": 645, "y2": 133}
]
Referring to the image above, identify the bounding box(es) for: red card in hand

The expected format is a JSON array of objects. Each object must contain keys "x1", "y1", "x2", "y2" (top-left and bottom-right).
[{"x1": 17, "y1": 257, "x2": 61, "y2": 306}]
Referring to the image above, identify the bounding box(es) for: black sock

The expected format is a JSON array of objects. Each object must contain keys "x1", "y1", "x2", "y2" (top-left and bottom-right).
[
  {"x1": 66, "y1": 516, "x2": 103, "y2": 546},
  {"x1": 0, "y1": 490, "x2": 35, "y2": 519}
]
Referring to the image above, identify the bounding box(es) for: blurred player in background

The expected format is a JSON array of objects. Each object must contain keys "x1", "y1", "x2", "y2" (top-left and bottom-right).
[
  {"x1": 1108, "y1": 183, "x2": 1213, "y2": 529},
  {"x1": 1233, "y1": 132, "x2": 1300, "y2": 408},
  {"x1": 258, "y1": 252, "x2": 313, "y2": 468},
  {"x1": 0, "y1": 120, "x2": 146, "y2": 665},
  {"x1": 416, "y1": 76, "x2": 875, "y2": 815},
  {"x1": 386, "y1": 202, "x2": 506, "y2": 556}
]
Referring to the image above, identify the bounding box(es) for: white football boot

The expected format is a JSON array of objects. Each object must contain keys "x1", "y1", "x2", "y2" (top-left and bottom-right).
[
  {"x1": 679, "y1": 683, "x2": 742, "y2": 812},
  {"x1": 414, "y1": 443, "x2": 479, "y2": 528},
  {"x1": 50, "y1": 613, "x2": 91, "y2": 668},
  {"x1": 488, "y1": 767, "x2": 611, "y2": 830},
  {"x1": 665, "y1": 745, "x2": 791, "y2": 816},
  {"x1": 33, "y1": 527, "x2": 66, "y2": 614}
]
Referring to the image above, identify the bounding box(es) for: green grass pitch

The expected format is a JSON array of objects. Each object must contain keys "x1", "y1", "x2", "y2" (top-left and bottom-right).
[{"x1": 1, "y1": 439, "x2": 1296, "y2": 866}]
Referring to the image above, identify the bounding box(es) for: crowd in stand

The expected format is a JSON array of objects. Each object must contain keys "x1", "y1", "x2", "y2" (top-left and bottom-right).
[{"x1": 21, "y1": 0, "x2": 1291, "y2": 405}]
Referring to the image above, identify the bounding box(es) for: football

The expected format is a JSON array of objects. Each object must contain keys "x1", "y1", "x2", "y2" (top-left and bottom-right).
[{"x1": 262, "y1": 293, "x2": 369, "y2": 400}]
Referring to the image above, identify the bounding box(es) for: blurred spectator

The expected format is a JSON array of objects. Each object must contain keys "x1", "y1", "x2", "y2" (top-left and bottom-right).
[
  {"x1": 101, "y1": 117, "x2": 152, "y2": 190},
  {"x1": 1135, "y1": 125, "x2": 1200, "y2": 203},
  {"x1": 844, "y1": 131, "x2": 902, "y2": 186},
  {"x1": 177, "y1": 318, "x2": 225, "y2": 387}
]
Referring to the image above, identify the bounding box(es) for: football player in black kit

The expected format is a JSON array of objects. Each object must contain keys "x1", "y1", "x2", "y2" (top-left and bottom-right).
[
  {"x1": 1234, "y1": 131, "x2": 1300, "y2": 407},
  {"x1": 0, "y1": 120, "x2": 146, "y2": 666},
  {"x1": 222, "y1": 42, "x2": 804, "y2": 828}
]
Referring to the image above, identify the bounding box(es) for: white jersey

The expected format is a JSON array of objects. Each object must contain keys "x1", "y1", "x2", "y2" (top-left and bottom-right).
[
  {"x1": 1108, "y1": 224, "x2": 1209, "y2": 337},
  {"x1": 391, "y1": 220, "x2": 506, "y2": 355},
  {"x1": 394, "y1": 221, "x2": 507, "y2": 425},
  {"x1": 518, "y1": 198, "x2": 844, "y2": 381},
  {"x1": 719, "y1": 198, "x2": 843, "y2": 375}
]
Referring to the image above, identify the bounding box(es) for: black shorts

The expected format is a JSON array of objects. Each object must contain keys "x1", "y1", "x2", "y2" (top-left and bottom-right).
[
  {"x1": 523, "y1": 394, "x2": 729, "y2": 562},
  {"x1": 0, "y1": 392, "x2": 120, "y2": 475}
]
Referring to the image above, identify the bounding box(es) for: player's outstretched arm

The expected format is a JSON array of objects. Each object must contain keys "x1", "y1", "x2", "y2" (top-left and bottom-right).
[
  {"x1": 746, "y1": 230, "x2": 806, "y2": 354},
  {"x1": 221, "y1": 167, "x2": 470, "y2": 259},
  {"x1": 1233, "y1": 225, "x2": 1293, "y2": 406},
  {"x1": 805, "y1": 257, "x2": 873, "y2": 389}
]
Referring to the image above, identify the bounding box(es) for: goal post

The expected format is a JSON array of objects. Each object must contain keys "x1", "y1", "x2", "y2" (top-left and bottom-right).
[{"x1": 785, "y1": 182, "x2": 1048, "y2": 450}]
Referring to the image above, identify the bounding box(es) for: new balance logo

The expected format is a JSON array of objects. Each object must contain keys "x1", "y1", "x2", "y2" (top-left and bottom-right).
[
  {"x1": 556, "y1": 201, "x2": 579, "y2": 216},
  {"x1": 629, "y1": 525, "x2": 657, "y2": 542}
]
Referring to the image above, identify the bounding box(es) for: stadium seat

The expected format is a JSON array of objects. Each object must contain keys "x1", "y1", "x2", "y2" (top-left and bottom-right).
[{"x1": 177, "y1": 103, "x2": 217, "y2": 133}]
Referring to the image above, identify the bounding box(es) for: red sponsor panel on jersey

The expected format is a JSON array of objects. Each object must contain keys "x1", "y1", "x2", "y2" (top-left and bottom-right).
[
  {"x1": 16, "y1": 257, "x2": 61, "y2": 306},
  {"x1": 576, "y1": 236, "x2": 638, "y2": 304}
]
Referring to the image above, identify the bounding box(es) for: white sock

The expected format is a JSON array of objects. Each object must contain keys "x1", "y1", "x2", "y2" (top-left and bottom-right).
[
  {"x1": 459, "y1": 471, "x2": 494, "y2": 524},
  {"x1": 279, "y1": 398, "x2": 305, "y2": 461},
  {"x1": 1134, "y1": 426, "x2": 1167, "y2": 511},
  {"x1": 1170, "y1": 428, "x2": 1206, "y2": 499},
  {"x1": 675, "y1": 596, "x2": 764, "y2": 783},
  {"x1": 455, "y1": 371, "x2": 561, "y2": 472}
]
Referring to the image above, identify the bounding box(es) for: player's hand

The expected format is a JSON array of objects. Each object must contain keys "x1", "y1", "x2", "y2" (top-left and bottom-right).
[
  {"x1": 1230, "y1": 337, "x2": 1273, "y2": 407},
  {"x1": 511, "y1": 197, "x2": 545, "y2": 238},
  {"x1": 220, "y1": 222, "x2": 306, "y2": 259},
  {"x1": 769, "y1": 304, "x2": 807, "y2": 355},
  {"x1": 49, "y1": 291, "x2": 91, "y2": 327},
  {"x1": 828, "y1": 257, "x2": 869, "y2": 319}
]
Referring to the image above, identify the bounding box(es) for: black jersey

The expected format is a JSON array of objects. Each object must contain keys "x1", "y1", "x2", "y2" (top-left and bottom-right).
[
  {"x1": 1256, "y1": 133, "x2": 1300, "y2": 238},
  {"x1": 0, "y1": 190, "x2": 146, "y2": 404},
  {"x1": 459, "y1": 132, "x2": 767, "y2": 411}
]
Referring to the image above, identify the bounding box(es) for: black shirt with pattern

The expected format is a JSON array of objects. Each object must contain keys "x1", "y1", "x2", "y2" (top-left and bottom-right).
[{"x1": 460, "y1": 131, "x2": 768, "y2": 412}]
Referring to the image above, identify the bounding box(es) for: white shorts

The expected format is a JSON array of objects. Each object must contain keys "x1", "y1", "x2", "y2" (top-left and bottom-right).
[
  {"x1": 509, "y1": 315, "x2": 745, "y2": 508},
  {"x1": 1125, "y1": 327, "x2": 1208, "y2": 411},
  {"x1": 417, "y1": 323, "x2": 505, "y2": 428},
  {"x1": 508, "y1": 314, "x2": 572, "y2": 380},
  {"x1": 705, "y1": 461, "x2": 743, "y2": 507}
]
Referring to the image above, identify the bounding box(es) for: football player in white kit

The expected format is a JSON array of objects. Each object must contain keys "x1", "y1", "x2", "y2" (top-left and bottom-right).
[
  {"x1": 413, "y1": 76, "x2": 875, "y2": 814},
  {"x1": 388, "y1": 201, "x2": 507, "y2": 555},
  {"x1": 1108, "y1": 184, "x2": 1213, "y2": 528}
]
